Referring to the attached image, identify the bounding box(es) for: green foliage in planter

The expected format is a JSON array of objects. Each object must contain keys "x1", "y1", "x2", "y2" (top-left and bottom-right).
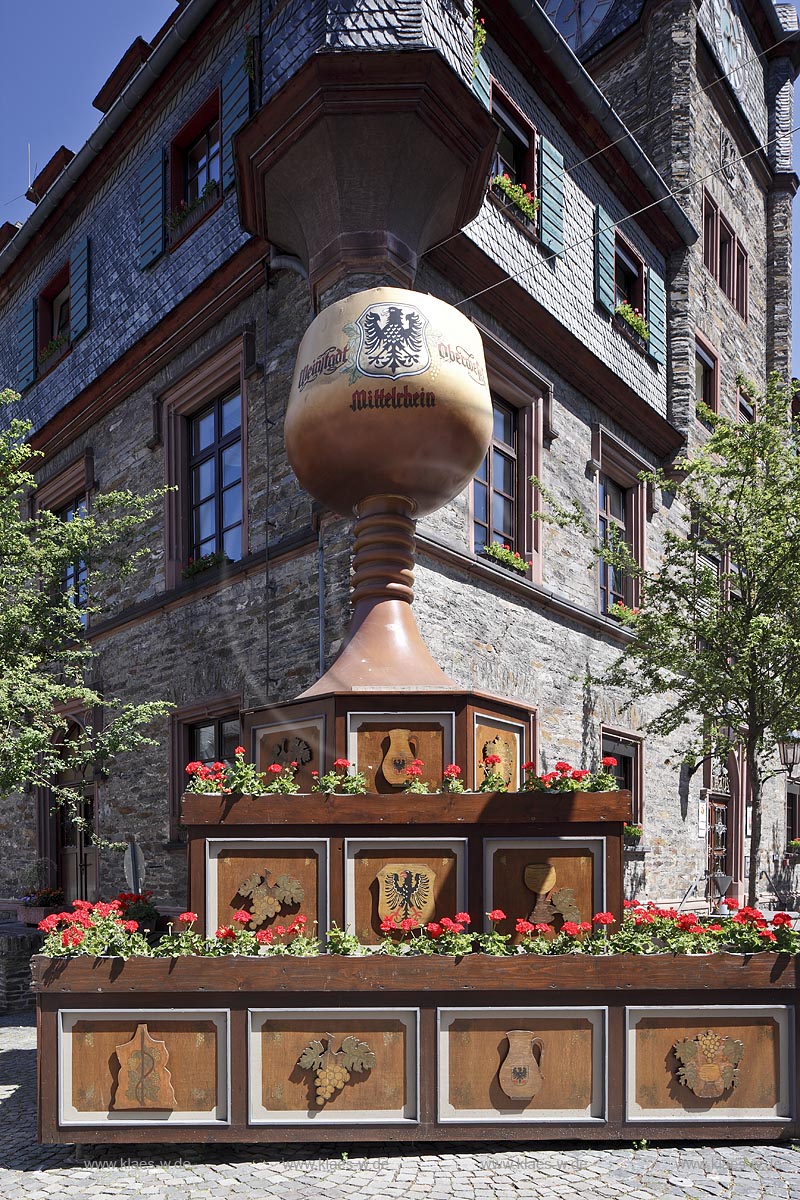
[
  {"x1": 614, "y1": 302, "x2": 649, "y2": 341},
  {"x1": 37, "y1": 902, "x2": 800, "y2": 955},
  {"x1": 37, "y1": 333, "x2": 69, "y2": 368},
  {"x1": 311, "y1": 758, "x2": 368, "y2": 794},
  {"x1": 482, "y1": 540, "x2": 529, "y2": 574},
  {"x1": 181, "y1": 550, "x2": 229, "y2": 579},
  {"x1": 624, "y1": 823, "x2": 643, "y2": 841},
  {"x1": 37, "y1": 897, "x2": 800, "y2": 959},
  {"x1": 491, "y1": 174, "x2": 539, "y2": 223},
  {"x1": 165, "y1": 180, "x2": 219, "y2": 232}
]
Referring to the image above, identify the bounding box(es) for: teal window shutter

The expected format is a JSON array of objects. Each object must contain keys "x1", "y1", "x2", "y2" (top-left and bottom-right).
[
  {"x1": 538, "y1": 138, "x2": 564, "y2": 257},
  {"x1": 594, "y1": 205, "x2": 616, "y2": 314},
  {"x1": 221, "y1": 49, "x2": 253, "y2": 191},
  {"x1": 18, "y1": 299, "x2": 37, "y2": 390},
  {"x1": 472, "y1": 55, "x2": 491, "y2": 111},
  {"x1": 646, "y1": 268, "x2": 666, "y2": 364},
  {"x1": 138, "y1": 148, "x2": 165, "y2": 269},
  {"x1": 69, "y1": 237, "x2": 90, "y2": 340}
]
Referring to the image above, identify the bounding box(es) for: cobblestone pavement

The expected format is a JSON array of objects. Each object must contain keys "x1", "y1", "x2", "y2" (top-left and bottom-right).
[{"x1": 2, "y1": 1015, "x2": 800, "y2": 1200}]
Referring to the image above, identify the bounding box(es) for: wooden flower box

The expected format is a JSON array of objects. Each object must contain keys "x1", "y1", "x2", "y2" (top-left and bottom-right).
[{"x1": 33, "y1": 952, "x2": 800, "y2": 1145}]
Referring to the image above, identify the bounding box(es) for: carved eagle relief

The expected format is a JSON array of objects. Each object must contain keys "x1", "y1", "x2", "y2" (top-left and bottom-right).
[{"x1": 376, "y1": 862, "x2": 436, "y2": 924}]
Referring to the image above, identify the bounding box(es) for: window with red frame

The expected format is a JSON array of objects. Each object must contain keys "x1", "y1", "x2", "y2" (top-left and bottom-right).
[
  {"x1": 38, "y1": 264, "x2": 70, "y2": 365},
  {"x1": 701, "y1": 190, "x2": 748, "y2": 320},
  {"x1": 168, "y1": 94, "x2": 221, "y2": 240}
]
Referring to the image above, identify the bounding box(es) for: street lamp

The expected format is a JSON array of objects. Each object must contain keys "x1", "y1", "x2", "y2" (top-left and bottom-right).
[{"x1": 778, "y1": 731, "x2": 800, "y2": 779}]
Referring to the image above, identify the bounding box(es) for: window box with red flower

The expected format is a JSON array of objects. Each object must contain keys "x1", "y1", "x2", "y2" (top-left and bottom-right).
[
  {"x1": 310, "y1": 759, "x2": 368, "y2": 795},
  {"x1": 481, "y1": 540, "x2": 530, "y2": 576},
  {"x1": 521, "y1": 756, "x2": 621, "y2": 793},
  {"x1": 490, "y1": 173, "x2": 539, "y2": 231}
]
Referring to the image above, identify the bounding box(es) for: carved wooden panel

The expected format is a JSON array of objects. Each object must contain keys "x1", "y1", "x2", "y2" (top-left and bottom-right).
[
  {"x1": 485, "y1": 840, "x2": 602, "y2": 935},
  {"x1": 59, "y1": 1011, "x2": 228, "y2": 1125},
  {"x1": 438, "y1": 1008, "x2": 605, "y2": 1122},
  {"x1": 354, "y1": 721, "x2": 447, "y2": 792},
  {"x1": 627, "y1": 1007, "x2": 792, "y2": 1120},
  {"x1": 474, "y1": 717, "x2": 524, "y2": 791},
  {"x1": 249, "y1": 1009, "x2": 418, "y2": 1123},
  {"x1": 111, "y1": 1024, "x2": 177, "y2": 1111},
  {"x1": 206, "y1": 839, "x2": 327, "y2": 937},
  {"x1": 346, "y1": 840, "x2": 466, "y2": 943},
  {"x1": 254, "y1": 719, "x2": 323, "y2": 793}
]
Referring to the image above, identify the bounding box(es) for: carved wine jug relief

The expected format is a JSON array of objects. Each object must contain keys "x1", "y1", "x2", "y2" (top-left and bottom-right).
[
  {"x1": 523, "y1": 863, "x2": 580, "y2": 926},
  {"x1": 673, "y1": 1030, "x2": 744, "y2": 1098},
  {"x1": 381, "y1": 729, "x2": 418, "y2": 786},
  {"x1": 376, "y1": 862, "x2": 436, "y2": 924},
  {"x1": 112, "y1": 1023, "x2": 177, "y2": 1111},
  {"x1": 499, "y1": 1030, "x2": 545, "y2": 1100}
]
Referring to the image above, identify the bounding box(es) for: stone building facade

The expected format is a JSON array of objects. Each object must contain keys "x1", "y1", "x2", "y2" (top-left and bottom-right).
[{"x1": 0, "y1": 0, "x2": 797, "y2": 912}]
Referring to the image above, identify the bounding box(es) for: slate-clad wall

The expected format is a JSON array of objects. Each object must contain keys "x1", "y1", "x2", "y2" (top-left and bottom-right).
[
  {"x1": 0, "y1": 4, "x2": 258, "y2": 436},
  {"x1": 466, "y1": 40, "x2": 670, "y2": 417}
]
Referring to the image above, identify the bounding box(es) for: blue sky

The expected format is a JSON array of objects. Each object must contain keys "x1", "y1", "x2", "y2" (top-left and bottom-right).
[{"x1": 1, "y1": 3, "x2": 799, "y2": 374}]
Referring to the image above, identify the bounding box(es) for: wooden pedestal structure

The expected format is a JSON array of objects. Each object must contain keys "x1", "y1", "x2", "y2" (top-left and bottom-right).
[
  {"x1": 33, "y1": 689, "x2": 800, "y2": 1144},
  {"x1": 35, "y1": 954, "x2": 799, "y2": 1143}
]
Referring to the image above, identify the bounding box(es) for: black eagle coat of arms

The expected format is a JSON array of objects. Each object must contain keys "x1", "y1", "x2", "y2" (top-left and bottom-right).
[{"x1": 355, "y1": 302, "x2": 430, "y2": 379}]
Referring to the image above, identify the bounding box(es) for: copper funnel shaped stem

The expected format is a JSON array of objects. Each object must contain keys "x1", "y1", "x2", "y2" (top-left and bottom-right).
[{"x1": 297, "y1": 494, "x2": 458, "y2": 696}]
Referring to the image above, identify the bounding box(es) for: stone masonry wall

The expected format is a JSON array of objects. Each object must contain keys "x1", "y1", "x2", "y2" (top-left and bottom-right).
[{"x1": 586, "y1": 0, "x2": 773, "y2": 439}]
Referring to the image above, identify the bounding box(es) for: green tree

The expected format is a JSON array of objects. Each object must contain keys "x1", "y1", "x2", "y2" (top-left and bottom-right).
[
  {"x1": 536, "y1": 375, "x2": 800, "y2": 905},
  {"x1": 0, "y1": 389, "x2": 170, "y2": 846}
]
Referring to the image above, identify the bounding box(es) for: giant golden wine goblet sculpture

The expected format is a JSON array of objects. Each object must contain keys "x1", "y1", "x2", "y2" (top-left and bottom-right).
[{"x1": 285, "y1": 287, "x2": 493, "y2": 694}]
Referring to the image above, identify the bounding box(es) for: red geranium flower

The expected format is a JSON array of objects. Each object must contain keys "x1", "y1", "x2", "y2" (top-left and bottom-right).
[
  {"x1": 772, "y1": 912, "x2": 793, "y2": 926},
  {"x1": 487, "y1": 908, "x2": 506, "y2": 922},
  {"x1": 601, "y1": 756, "x2": 617, "y2": 767},
  {"x1": 234, "y1": 746, "x2": 245, "y2": 756},
  {"x1": 333, "y1": 758, "x2": 350, "y2": 769},
  {"x1": 267, "y1": 763, "x2": 283, "y2": 774},
  {"x1": 593, "y1": 912, "x2": 615, "y2": 926},
  {"x1": 561, "y1": 921, "x2": 581, "y2": 936},
  {"x1": 454, "y1": 912, "x2": 471, "y2": 925},
  {"x1": 232, "y1": 910, "x2": 250, "y2": 925},
  {"x1": 483, "y1": 754, "x2": 502, "y2": 766},
  {"x1": 426, "y1": 922, "x2": 443, "y2": 938},
  {"x1": 179, "y1": 911, "x2": 197, "y2": 923},
  {"x1": 515, "y1": 918, "x2": 535, "y2": 935}
]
